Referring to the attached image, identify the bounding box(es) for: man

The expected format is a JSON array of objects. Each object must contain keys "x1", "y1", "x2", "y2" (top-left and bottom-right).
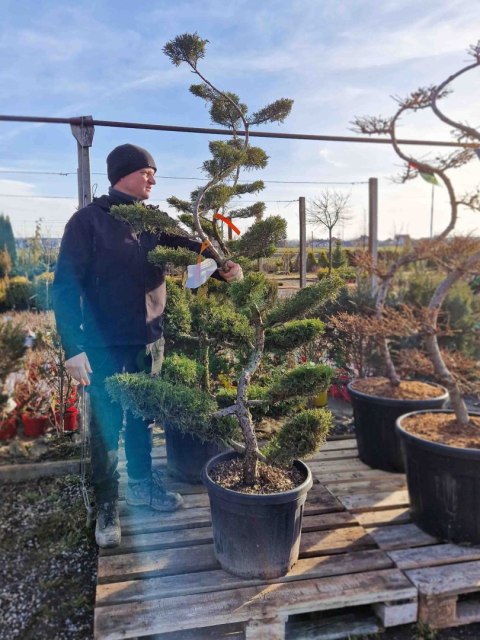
[{"x1": 53, "y1": 143, "x2": 242, "y2": 548}]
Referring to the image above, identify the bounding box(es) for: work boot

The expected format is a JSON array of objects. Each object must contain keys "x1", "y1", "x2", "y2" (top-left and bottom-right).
[
  {"x1": 95, "y1": 501, "x2": 121, "y2": 548},
  {"x1": 126, "y1": 470, "x2": 183, "y2": 511}
]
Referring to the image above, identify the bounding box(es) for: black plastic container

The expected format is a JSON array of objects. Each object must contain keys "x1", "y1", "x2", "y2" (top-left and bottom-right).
[
  {"x1": 202, "y1": 450, "x2": 313, "y2": 579},
  {"x1": 164, "y1": 424, "x2": 225, "y2": 484},
  {"x1": 397, "y1": 410, "x2": 480, "y2": 544},
  {"x1": 348, "y1": 381, "x2": 448, "y2": 472}
]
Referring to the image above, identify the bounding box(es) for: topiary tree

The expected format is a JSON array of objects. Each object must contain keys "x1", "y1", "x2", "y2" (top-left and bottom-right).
[
  {"x1": 351, "y1": 42, "x2": 480, "y2": 426},
  {"x1": 107, "y1": 33, "x2": 341, "y2": 486}
]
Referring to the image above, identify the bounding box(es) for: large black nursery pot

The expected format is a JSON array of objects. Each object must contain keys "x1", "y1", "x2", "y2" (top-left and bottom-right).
[
  {"x1": 164, "y1": 424, "x2": 225, "y2": 484},
  {"x1": 348, "y1": 381, "x2": 448, "y2": 473},
  {"x1": 202, "y1": 450, "x2": 313, "y2": 579},
  {"x1": 396, "y1": 410, "x2": 480, "y2": 544}
]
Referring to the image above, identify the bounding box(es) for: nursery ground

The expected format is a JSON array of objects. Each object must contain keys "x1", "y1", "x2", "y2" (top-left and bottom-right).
[{"x1": 3, "y1": 396, "x2": 480, "y2": 640}]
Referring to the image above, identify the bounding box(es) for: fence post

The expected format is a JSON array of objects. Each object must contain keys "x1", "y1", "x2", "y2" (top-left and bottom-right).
[
  {"x1": 368, "y1": 177, "x2": 378, "y2": 293},
  {"x1": 70, "y1": 116, "x2": 94, "y2": 209},
  {"x1": 299, "y1": 196, "x2": 307, "y2": 288}
]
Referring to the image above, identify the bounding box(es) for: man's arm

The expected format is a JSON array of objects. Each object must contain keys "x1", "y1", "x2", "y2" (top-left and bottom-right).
[
  {"x1": 52, "y1": 210, "x2": 93, "y2": 360},
  {"x1": 158, "y1": 233, "x2": 242, "y2": 282}
]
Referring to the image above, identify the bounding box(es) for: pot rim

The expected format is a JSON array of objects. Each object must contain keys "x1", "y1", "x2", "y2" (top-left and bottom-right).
[
  {"x1": 396, "y1": 409, "x2": 480, "y2": 458},
  {"x1": 347, "y1": 379, "x2": 449, "y2": 406},
  {"x1": 202, "y1": 450, "x2": 313, "y2": 505}
]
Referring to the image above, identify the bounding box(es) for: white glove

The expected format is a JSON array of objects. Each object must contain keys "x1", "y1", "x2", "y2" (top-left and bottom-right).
[
  {"x1": 65, "y1": 352, "x2": 92, "y2": 386},
  {"x1": 220, "y1": 260, "x2": 244, "y2": 283}
]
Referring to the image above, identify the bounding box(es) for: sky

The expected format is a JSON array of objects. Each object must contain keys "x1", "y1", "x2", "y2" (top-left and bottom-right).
[{"x1": 0, "y1": 0, "x2": 479, "y2": 241}]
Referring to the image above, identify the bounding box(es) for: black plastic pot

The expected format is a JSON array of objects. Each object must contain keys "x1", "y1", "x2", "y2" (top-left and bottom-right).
[
  {"x1": 164, "y1": 424, "x2": 225, "y2": 484},
  {"x1": 348, "y1": 381, "x2": 448, "y2": 473},
  {"x1": 396, "y1": 410, "x2": 480, "y2": 544},
  {"x1": 202, "y1": 451, "x2": 313, "y2": 579}
]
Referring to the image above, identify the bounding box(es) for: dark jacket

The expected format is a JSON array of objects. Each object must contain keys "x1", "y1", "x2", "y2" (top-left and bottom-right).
[{"x1": 53, "y1": 192, "x2": 217, "y2": 359}]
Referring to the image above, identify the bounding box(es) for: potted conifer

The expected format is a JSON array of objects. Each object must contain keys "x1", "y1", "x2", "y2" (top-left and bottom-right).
[
  {"x1": 340, "y1": 46, "x2": 480, "y2": 471},
  {"x1": 392, "y1": 43, "x2": 480, "y2": 543},
  {"x1": 107, "y1": 33, "x2": 339, "y2": 579}
]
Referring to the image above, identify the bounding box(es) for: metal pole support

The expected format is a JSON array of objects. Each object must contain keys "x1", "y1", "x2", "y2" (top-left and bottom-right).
[
  {"x1": 299, "y1": 196, "x2": 307, "y2": 289},
  {"x1": 368, "y1": 177, "x2": 378, "y2": 293},
  {"x1": 70, "y1": 116, "x2": 94, "y2": 209}
]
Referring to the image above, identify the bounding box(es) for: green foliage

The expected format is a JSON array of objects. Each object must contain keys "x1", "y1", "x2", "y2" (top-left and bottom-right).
[
  {"x1": 178, "y1": 213, "x2": 215, "y2": 237},
  {"x1": 248, "y1": 98, "x2": 295, "y2": 125},
  {"x1": 163, "y1": 278, "x2": 192, "y2": 339},
  {"x1": 318, "y1": 265, "x2": 356, "y2": 282},
  {"x1": 0, "y1": 318, "x2": 27, "y2": 417},
  {"x1": 231, "y1": 216, "x2": 287, "y2": 260},
  {"x1": 317, "y1": 251, "x2": 329, "y2": 268},
  {"x1": 5, "y1": 276, "x2": 32, "y2": 310},
  {"x1": 306, "y1": 250, "x2": 317, "y2": 272},
  {"x1": 400, "y1": 271, "x2": 480, "y2": 354},
  {"x1": 33, "y1": 271, "x2": 55, "y2": 310},
  {"x1": 0, "y1": 250, "x2": 12, "y2": 278},
  {"x1": 191, "y1": 295, "x2": 254, "y2": 344},
  {"x1": 263, "y1": 408, "x2": 332, "y2": 467},
  {"x1": 109, "y1": 203, "x2": 182, "y2": 236},
  {"x1": 148, "y1": 246, "x2": 197, "y2": 268},
  {"x1": 0, "y1": 214, "x2": 17, "y2": 263},
  {"x1": 332, "y1": 239, "x2": 347, "y2": 268},
  {"x1": 162, "y1": 354, "x2": 202, "y2": 387},
  {"x1": 106, "y1": 373, "x2": 237, "y2": 443},
  {"x1": 269, "y1": 363, "x2": 335, "y2": 401},
  {"x1": 229, "y1": 272, "x2": 277, "y2": 315},
  {"x1": 265, "y1": 319, "x2": 325, "y2": 351},
  {"x1": 163, "y1": 32, "x2": 208, "y2": 69},
  {"x1": 229, "y1": 202, "x2": 265, "y2": 221},
  {"x1": 266, "y1": 275, "x2": 343, "y2": 325}
]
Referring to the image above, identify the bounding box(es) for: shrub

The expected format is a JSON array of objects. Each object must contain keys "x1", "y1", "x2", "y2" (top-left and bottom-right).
[
  {"x1": 5, "y1": 276, "x2": 32, "y2": 310},
  {"x1": 33, "y1": 271, "x2": 55, "y2": 310}
]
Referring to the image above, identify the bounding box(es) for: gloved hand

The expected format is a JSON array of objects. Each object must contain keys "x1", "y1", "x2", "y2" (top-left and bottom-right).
[
  {"x1": 65, "y1": 352, "x2": 92, "y2": 386},
  {"x1": 220, "y1": 260, "x2": 244, "y2": 283}
]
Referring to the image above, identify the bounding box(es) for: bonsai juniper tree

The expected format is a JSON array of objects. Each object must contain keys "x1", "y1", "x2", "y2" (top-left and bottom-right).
[
  {"x1": 349, "y1": 42, "x2": 480, "y2": 392},
  {"x1": 106, "y1": 33, "x2": 341, "y2": 486}
]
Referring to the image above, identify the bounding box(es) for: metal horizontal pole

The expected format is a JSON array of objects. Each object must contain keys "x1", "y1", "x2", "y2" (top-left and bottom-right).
[{"x1": 0, "y1": 113, "x2": 476, "y2": 148}]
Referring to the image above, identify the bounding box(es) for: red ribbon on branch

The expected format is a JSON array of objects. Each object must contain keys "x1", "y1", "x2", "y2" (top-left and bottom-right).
[{"x1": 213, "y1": 212, "x2": 241, "y2": 235}]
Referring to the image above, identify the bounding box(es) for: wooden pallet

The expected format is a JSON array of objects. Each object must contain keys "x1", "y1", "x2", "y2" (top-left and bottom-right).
[
  {"x1": 94, "y1": 439, "x2": 418, "y2": 639},
  {"x1": 324, "y1": 447, "x2": 480, "y2": 631}
]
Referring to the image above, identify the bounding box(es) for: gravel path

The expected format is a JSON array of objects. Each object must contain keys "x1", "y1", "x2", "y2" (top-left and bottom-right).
[{"x1": 0, "y1": 475, "x2": 97, "y2": 640}]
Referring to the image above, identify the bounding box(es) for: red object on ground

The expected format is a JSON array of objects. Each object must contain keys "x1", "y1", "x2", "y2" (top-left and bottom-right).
[
  {"x1": 55, "y1": 409, "x2": 78, "y2": 432},
  {"x1": 0, "y1": 416, "x2": 17, "y2": 440},
  {"x1": 22, "y1": 414, "x2": 49, "y2": 437}
]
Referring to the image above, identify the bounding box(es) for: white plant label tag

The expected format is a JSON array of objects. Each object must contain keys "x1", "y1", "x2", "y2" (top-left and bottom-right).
[{"x1": 185, "y1": 258, "x2": 218, "y2": 289}]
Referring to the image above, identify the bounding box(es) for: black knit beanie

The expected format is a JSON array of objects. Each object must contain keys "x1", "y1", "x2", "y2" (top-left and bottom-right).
[{"x1": 106, "y1": 144, "x2": 157, "y2": 186}]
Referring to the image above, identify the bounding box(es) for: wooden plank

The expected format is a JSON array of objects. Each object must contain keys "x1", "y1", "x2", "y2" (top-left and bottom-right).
[
  {"x1": 324, "y1": 476, "x2": 407, "y2": 496},
  {"x1": 406, "y1": 560, "x2": 480, "y2": 598},
  {"x1": 354, "y1": 508, "x2": 411, "y2": 528},
  {"x1": 99, "y1": 526, "x2": 213, "y2": 557},
  {"x1": 120, "y1": 507, "x2": 212, "y2": 536},
  {"x1": 308, "y1": 449, "x2": 360, "y2": 462},
  {"x1": 308, "y1": 459, "x2": 372, "y2": 473},
  {"x1": 303, "y1": 484, "x2": 344, "y2": 515},
  {"x1": 313, "y1": 469, "x2": 404, "y2": 485},
  {"x1": 98, "y1": 526, "x2": 376, "y2": 583},
  {"x1": 96, "y1": 549, "x2": 393, "y2": 606},
  {"x1": 366, "y1": 523, "x2": 438, "y2": 551},
  {"x1": 337, "y1": 489, "x2": 410, "y2": 513},
  {"x1": 104, "y1": 512, "x2": 357, "y2": 556},
  {"x1": 97, "y1": 544, "x2": 218, "y2": 583},
  {"x1": 388, "y1": 543, "x2": 480, "y2": 570},
  {"x1": 372, "y1": 599, "x2": 418, "y2": 627},
  {"x1": 300, "y1": 527, "x2": 376, "y2": 556},
  {"x1": 319, "y1": 439, "x2": 358, "y2": 451},
  {"x1": 118, "y1": 492, "x2": 209, "y2": 509},
  {"x1": 94, "y1": 569, "x2": 416, "y2": 640}
]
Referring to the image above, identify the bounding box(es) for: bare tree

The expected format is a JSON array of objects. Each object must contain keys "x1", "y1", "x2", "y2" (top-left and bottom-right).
[{"x1": 308, "y1": 190, "x2": 351, "y2": 274}]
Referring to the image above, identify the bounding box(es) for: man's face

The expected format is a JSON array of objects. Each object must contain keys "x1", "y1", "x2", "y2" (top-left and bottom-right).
[{"x1": 115, "y1": 167, "x2": 156, "y2": 200}]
